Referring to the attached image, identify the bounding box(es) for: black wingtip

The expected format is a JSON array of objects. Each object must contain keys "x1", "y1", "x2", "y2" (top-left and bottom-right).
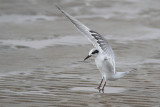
[
  {"x1": 55, "y1": 4, "x2": 65, "y2": 15},
  {"x1": 55, "y1": 4, "x2": 60, "y2": 10},
  {"x1": 55, "y1": 4, "x2": 61, "y2": 11}
]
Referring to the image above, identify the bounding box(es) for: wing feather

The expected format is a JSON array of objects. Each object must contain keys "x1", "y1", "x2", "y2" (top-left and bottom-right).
[
  {"x1": 56, "y1": 5, "x2": 115, "y2": 73},
  {"x1": 56, "y1": 5, "x2": 99, "y2": 50}
]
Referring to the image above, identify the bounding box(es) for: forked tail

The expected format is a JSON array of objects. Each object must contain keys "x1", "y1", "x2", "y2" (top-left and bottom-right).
[
  {"x1": 126, "y1": 68, "x2": 137, "y2": 74},
  {"x1": 114, "y1": 68, "x2": 137, "y2": 80}
]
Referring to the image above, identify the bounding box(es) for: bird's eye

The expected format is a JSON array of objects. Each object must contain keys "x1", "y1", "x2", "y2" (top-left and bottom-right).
[{"x1": 92, "y1": 50, "x2": 99, "y2": 54}]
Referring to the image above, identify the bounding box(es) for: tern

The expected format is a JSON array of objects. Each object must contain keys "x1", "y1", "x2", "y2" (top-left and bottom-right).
[{"x1": 56, "y1": 6, "x2": 136, "y2": 92}]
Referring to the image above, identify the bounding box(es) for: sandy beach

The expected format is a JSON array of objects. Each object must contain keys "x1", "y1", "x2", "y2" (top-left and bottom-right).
[{"x1": 0, "y1": 0, "x2": 160, "y2": 107}]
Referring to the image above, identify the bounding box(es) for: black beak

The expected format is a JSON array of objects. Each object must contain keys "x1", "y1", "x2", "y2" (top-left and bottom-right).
[{"x1": 84, "y1": 55, "x2": 91, "y2": 61}]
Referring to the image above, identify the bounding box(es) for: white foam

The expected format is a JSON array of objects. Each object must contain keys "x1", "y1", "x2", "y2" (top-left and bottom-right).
[
  {"x1": 0, "y1": 29, "x2": 159, "y2": 50},
  {"x1": 75, "y1": 14, "x2": 115, "y2": 19},
  {"x1": 0, "y1": 14, "x2": 56, "y2": 23},
  {"x1": 0, "y1": 36, "x2": 88, "y2": 49}
]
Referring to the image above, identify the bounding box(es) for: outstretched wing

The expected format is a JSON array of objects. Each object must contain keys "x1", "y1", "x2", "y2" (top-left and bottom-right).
[
  {"x1": 89, "y1": 30, "x2": 115, "y2": 73},
  {"x1": 56, "y1": 5, "x2": 115, "y2": 73}
]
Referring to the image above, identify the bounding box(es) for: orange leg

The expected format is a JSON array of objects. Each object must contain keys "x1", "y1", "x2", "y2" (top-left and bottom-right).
[
  {"x1": 102, "y1": 82, "x2": 106, "y2": 93},
  {"x1": 97, "y1": 78, "x2": 103, "y2": 90}
]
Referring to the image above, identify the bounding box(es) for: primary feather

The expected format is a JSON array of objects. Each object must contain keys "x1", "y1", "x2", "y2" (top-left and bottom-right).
[{"x1": 56, "y1": 5, "x2": 116, "y2": 74}]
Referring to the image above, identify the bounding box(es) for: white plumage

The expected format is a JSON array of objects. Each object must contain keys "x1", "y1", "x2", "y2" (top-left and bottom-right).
[{"x1": 56, "y1": 5, "x2": 136, "y2": 92}]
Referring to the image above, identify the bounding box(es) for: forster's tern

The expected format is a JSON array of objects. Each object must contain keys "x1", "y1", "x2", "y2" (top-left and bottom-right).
[{"x1": 56, "y1": 6, "x2": 136, "y2": 93}]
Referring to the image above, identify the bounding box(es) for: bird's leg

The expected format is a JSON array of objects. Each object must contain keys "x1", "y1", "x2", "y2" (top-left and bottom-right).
[
  {"x1": 97, "y1": 78, "x2": 103, "y2": 90},
  {"x1": 102, "y1": 82, "x2": 106, "y2": 93}
]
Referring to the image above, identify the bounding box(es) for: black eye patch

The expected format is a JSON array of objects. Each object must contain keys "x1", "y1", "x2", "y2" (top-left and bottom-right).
[{"x1": 92, "y1": 50, "x2": 99, "y2": 54}]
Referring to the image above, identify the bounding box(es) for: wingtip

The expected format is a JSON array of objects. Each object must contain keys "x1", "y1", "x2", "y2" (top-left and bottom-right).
[
  {"x1": 55, "y1": 4, "x2": 60, "y2": 10},
  {"x1": 55, "y1": 4, "x2": 65, "y2": 14}
]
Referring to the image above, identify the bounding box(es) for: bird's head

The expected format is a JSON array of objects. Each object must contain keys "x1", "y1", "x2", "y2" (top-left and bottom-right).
[{"x1": 84, "y1": 48, "x2": 99, "y2": 61}]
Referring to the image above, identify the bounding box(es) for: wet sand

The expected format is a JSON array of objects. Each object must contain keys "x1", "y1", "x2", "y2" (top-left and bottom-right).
[{"x1": 0, "y1": 0, "x2": 160, "y2": 107}]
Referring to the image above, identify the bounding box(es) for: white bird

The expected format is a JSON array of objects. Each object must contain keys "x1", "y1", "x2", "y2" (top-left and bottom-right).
[{"x1": 56, "y1": 6, "x2": 136, "y2": 92}]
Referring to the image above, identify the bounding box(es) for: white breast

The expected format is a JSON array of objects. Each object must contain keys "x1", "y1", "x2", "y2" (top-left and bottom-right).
[{"x1": 95, "y1": 53, "x2": 115, "y2": 80}]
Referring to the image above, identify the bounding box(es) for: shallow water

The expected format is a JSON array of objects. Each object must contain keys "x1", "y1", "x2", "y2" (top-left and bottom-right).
[
  {"x1": 0, "y1": 0, "x2": 160, "y2": 107},
  {"x1": 71, "y1": 87, "x2": 126, "y2": 93}
]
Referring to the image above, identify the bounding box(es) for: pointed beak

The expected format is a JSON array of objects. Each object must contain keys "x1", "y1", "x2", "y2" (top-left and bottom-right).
[{"x1": 84, "y1": 55, "x2": 91, "y2": 61}]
